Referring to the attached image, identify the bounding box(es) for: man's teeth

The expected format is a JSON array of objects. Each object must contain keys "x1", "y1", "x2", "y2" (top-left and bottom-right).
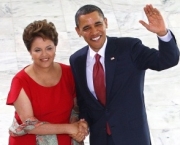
[{"x1": 92, "y1": 36, "x2": 100, "y2": 41}]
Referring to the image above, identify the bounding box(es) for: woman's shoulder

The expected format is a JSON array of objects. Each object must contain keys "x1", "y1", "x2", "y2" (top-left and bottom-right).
[
  {"x1": 13, "y1": 67, "x2": 28, "y2": 79},
  {"x1": 12, "y1": 65, "x2": 33, "y2": 85},
  {"x1": 58, "y1": 63, "x2": 73, "y2": 79},
  {"x1": 59, "y1": 63, "x2": 70, "y2": 68},
  {"x1": 58, "y1": 63, "x2": 71, "y2": 72}
]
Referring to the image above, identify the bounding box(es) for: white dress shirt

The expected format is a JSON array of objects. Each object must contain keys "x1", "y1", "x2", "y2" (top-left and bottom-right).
[{"x1": 86, "y1": 31, "x2": 172, "y2": 99}]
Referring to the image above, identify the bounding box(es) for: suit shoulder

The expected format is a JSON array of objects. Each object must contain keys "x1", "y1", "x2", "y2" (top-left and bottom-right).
[
  {"x1": 107, "y1": 36, "x2": 141, "y2": 46},
  {"x1": 70, "y1": 45, "x2": 88, "y2": 59},
  {"x1": 114, "y1": 37, "x2": 141, "y2": 43}
]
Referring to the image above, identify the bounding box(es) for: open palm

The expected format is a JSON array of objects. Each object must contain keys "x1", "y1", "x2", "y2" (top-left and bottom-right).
[{"x1": 139, "y1": 4, "x2": 167, "y2": 36}]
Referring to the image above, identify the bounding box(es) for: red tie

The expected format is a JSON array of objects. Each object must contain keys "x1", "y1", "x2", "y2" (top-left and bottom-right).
[
  {"x1": 93, "y1": 54, "x2": 106, "y2": 105},
  {"x1": 93, "y1": 53, "x2": 111, "y2": 135}
]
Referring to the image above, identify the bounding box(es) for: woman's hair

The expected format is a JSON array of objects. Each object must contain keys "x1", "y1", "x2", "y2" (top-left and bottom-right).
[{"x1": 23, "y1": 19, "x2": 58, "y2": 51}]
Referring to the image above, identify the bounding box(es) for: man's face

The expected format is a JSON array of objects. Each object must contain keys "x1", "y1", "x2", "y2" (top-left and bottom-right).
[{"x1": 75, "y1": 11, "x2": 108, "y2": 52}]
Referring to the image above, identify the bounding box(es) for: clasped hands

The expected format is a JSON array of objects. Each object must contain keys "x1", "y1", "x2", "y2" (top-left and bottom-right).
[{"x1": 70, "y1": 119, "x2": 89, "y2": 143}]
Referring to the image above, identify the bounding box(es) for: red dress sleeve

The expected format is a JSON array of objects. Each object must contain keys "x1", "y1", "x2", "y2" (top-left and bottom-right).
[{"x1": 6, "y1": 75, "x2": 23, "y2": 105}]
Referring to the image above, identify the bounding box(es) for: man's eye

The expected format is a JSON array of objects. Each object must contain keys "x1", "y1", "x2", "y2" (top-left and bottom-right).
[
  {"x1": 35, "y1": 49, "x2": 40, "y2": 52},
  {"x1": 83, "y1": 27, "x2": 90, "y2": 31},
  {"x1": 96, "y1": 23, "x2": 102, "y2": 26}
]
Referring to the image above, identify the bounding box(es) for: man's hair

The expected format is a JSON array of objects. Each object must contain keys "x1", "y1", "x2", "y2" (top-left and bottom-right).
[
  {"x1": 23, "y1": 19, "x2": 58, "y2": 51},
  {"x1": 75, "y1": 4, "x2": 105, "y2": 27}
]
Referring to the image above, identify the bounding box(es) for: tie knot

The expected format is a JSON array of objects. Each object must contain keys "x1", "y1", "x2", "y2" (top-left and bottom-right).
[{"x1": 95, "y1": 53, "x2": 101, "y2": 61}]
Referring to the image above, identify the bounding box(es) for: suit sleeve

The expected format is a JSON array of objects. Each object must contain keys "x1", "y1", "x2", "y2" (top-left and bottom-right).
[
  {"x1": 130, "y1": 32, "x2": 179, "y2": 71},
  {"x1": 69, "y1": 56, "x2": 92, "y2": 126}
]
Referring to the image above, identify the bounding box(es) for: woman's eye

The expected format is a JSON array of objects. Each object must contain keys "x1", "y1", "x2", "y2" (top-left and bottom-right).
[{"x1": 47, "y1": 47, "x2": 52, "y2": 50}]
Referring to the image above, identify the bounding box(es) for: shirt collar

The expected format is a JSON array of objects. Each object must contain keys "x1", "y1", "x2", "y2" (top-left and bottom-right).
[{"x1": 89, "y1": 37, "x2": 107, "y2": 59}]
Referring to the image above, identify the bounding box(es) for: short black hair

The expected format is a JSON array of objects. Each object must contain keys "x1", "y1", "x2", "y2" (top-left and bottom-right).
[{"x1": 75, "y1": 4, "x2": 105, "y2": 27}]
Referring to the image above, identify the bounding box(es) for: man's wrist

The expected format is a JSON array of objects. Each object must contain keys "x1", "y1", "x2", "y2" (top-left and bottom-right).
[
  {"x1": 157, "y1": 29, "x2": 172, "y2": 42},
  {"x1": 157, "y1": 29, "x2": 168, "y2": 36}
]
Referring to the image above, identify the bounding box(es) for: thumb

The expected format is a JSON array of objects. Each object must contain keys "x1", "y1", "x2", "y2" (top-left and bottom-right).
[{"x1": 139, "y1": 20, "x2": 149, "y2": 29}]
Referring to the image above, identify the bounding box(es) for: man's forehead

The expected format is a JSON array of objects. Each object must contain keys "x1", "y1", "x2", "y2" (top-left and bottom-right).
[{"x1": 79, "y1": 13, "x2": 104, "y2": 24}]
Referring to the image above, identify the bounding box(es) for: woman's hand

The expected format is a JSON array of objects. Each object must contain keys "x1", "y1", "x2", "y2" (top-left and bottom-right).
[{"x1": 70, "y1": 119, "x2": 89, "y2": 142}]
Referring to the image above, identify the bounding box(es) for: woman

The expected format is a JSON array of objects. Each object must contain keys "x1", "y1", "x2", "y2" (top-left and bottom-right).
[{"x1": 6, "y1": 19, "x2": 88, "y2": 145}]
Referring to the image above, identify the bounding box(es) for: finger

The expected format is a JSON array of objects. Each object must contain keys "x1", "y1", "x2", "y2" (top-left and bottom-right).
[
  {"x1": 79, "y1": 122, "x2": 88, "y2": 129},
  {"x1": 153, "y1": 8, "x2": 163, "y2": 19},
  {"x1": 143, "y1": 5, "x2": 153, "y2": 21},
  {"x1": 147, "y1": 5, "x2": 160, "y2": 16},
  {"x1": 146, "y1": 4, "x2": 157, "y2": 17},
  {"x1": 143, "y1": 6, "x2": 149, "y2": 16},
  {"x1": 79, "y1": 120, "x2": 88, "y2": 126},
  {"x1": 70, "y1": 133, "x2": 78, "y2": 138},
  {"x1": 72, "y1": 133, "x2": 85, "y2": 142},
  {"x1": 79, "y1": 121, "x2": 88, "y2": 130},
  {"x1": 139, "y1": 20, "x2": 149, "y2": 30},
  {"x1": 145, "y1": 4, "x2": 152, "y2": 15},
  {"x1": 154, "y1": 8, "x2": 160, "y2": 15},
  {"x1": 147, "y1": 4, "x2": 154, "y2": 13},
  {"x1": 71, "y1": 134, "x2": 80, "y2": 140},
  {"x1": 78, "y1": 125, "x2": 88, "y2": 135},
  {"x1": 149, "y1": 4, "x2": 154, "y2": 11},
  {"x1": 79, "y1": 126, "x2": 88, "y2": 135}
]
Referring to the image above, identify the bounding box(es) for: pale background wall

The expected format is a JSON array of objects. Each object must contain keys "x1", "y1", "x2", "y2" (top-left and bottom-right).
[{"x1": 0, "y1": 0, "x2": 180, "y2": 144}]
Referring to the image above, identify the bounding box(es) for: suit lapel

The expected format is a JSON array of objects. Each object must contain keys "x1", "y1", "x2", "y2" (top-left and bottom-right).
[
  {"x1": 105, "y1": 37, "x2": 118, "y2": 104},
  {"x1": 76, "y1": 37, "x2": 118, "y2": 107},
  {"x1": 76, "y1": 46, "x2": 103, "y2": 107}
]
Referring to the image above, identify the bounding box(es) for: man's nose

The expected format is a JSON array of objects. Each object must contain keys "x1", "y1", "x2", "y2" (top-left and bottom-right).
[{"x1": 91, "y1": 27, "x2": 98, "y2": 35}]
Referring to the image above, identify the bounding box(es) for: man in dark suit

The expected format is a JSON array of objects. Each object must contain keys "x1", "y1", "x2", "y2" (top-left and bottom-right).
[{"x1": 69, "y1": 4, "x2": 179, "y2": 145}]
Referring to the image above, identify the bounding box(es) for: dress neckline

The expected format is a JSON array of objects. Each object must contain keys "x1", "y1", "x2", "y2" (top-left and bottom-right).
[{"x1": 22, "y1": 63, "x2": 62, "y2": 88}]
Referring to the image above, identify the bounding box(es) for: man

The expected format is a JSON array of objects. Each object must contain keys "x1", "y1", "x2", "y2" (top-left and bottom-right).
[{"x1": 69, "y1": 4, "x2": 179, "y2": 145}]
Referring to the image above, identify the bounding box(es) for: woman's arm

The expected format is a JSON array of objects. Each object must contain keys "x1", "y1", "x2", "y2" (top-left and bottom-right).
[{"x1": 13, "y1": 88, "x2": 80, "y2": 135}]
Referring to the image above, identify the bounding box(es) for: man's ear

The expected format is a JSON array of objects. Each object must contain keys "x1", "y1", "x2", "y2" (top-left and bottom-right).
[
  {"x1": 75, "y1": 27, "x2": 81, "y2": 37},
  {"x1": 104, "y1": 17, "x2": 108, "y2": 28}
]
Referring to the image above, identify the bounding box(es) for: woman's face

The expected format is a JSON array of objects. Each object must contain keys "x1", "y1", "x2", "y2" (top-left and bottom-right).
[{"x1": 29, "y1": 37, "x2": 56, "y2": 68}]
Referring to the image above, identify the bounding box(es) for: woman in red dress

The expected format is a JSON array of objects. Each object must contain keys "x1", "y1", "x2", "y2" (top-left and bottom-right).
[{"x1": 6, "y1": 19, "x2": 88, "y2": 145}]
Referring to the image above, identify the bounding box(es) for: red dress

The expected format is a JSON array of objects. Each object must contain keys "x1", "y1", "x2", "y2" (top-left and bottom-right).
[{"x1": 6, "y1": 63, "x2": 76, "y2": 145}]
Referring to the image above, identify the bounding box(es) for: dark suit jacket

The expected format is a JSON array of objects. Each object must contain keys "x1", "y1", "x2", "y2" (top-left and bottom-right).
[{"x1": 69, "y1": 35, "x2": 179, "y2": 145}]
